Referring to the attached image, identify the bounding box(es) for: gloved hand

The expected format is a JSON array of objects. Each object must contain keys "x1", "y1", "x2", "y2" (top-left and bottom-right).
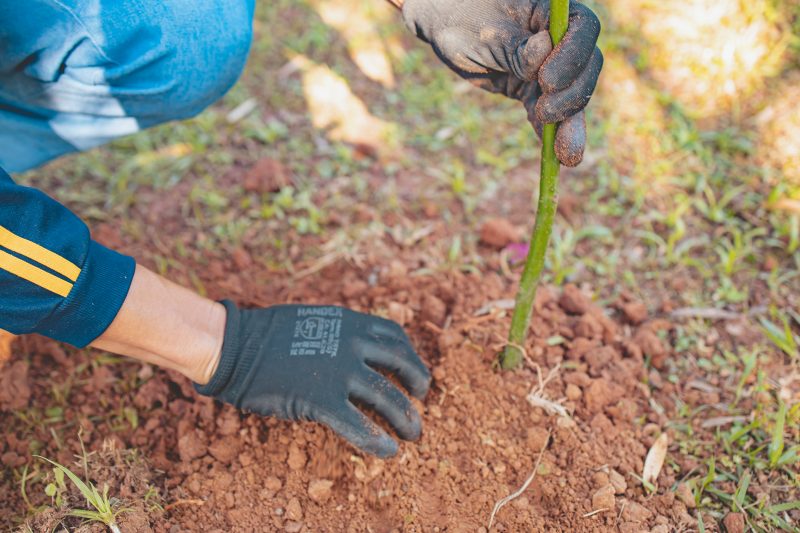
[
  {"x1": 195, "y1": 301, "x2": 432, "y2": 458},
  {"x1": 402, "y1": 0, "x2": 603, "y2": 167}
]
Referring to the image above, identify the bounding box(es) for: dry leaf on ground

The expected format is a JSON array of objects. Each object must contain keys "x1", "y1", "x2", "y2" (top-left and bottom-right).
[{"x1": 643, "y1": 433, "x2": 669, "y2": 486}]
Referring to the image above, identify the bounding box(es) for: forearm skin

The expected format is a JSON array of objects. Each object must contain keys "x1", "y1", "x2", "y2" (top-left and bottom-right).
[{"x1": 91, "y1": 264, "x2": 225, "y2": 384}]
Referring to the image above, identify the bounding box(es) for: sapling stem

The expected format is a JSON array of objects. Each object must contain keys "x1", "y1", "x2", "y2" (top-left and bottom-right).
[{"x1": 501, "y1": 0, "x2": 569, "y2": 370}]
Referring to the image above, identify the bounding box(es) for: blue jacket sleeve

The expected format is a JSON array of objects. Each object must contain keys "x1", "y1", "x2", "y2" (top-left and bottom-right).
[{"x1": 0, "y1": 167, "x2": 135, "y2": 347}]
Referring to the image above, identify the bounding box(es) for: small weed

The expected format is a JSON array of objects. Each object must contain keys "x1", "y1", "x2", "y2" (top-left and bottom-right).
[
  {"x1": 35, "y1": 455, "x2": 129, "y2": 533},
  {"x1": 143, "y1": 486, "x2": 164, "y2": 514},
  {"x1": 759, "y1": 313, "x2": 799, "y2": 360}
]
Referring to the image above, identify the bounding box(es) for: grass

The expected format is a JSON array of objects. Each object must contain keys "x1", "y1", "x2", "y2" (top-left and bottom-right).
[
  {"x1": 34, "y1": 454, "x2": 128, "y2": 533},
  {"x1": 666, "y1": 347, "x2": 799, "y2": 531}
]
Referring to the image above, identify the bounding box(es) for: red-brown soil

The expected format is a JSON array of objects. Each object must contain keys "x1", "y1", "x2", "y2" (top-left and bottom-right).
[{"x1": 2, "y1": 236, "x2": 699, "y2": 532}]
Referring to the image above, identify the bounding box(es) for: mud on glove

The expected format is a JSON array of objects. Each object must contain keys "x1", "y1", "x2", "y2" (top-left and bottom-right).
[
  {"x1": 195, "y1": 301, "x2": 432, "y2": 458},
  {"x1": 402, "y1": 0, "x2": 603, "y2": 166}
]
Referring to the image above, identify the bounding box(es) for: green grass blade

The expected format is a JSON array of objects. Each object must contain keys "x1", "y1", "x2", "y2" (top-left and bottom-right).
[
  {"x1": 34, "y1": 456, "x2": 95, "y2": 504},
  {"x1": 777, "y1": 445, "x2": 799, "y2": 467},
  {"x1": 698, "y1": 457, "x2": 716, "y2": 504},
  {"x1": 733, "y1": 471, "x2": 750, "y2": 510},
  {"x1": 767, "y1": 501, "x2": 800, "y2": 513},
  {"x1": 759, "y1": 317, "x2": 798, "y2": 358},
  {"x1": 69, "y1": 509, "x2": 103, "y2": 520},
  {"x1": 769, "y1": 403, "x2": 787, "y2": 468}
]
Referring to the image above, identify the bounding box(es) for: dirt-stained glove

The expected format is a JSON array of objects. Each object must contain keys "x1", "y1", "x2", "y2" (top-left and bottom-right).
[
  {"x1": 402, "y1": 0, "x2": 603, "y2": 166},
  {"x1": 195, "y1": 301, "x2": 432, "y2": 458}
]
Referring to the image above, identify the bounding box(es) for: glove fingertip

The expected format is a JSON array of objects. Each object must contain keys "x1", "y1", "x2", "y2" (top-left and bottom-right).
[
  {"x1": 410, "y1": 368, "x2": 433, "y2": 399},
  {"x1": 372, "y1": 436, "x2": 400, "y2": 458},
  {"x1": 555, "y1": 112, "x2": 586, "y2": 168},
  {"x1": 400, "y1": 409, "x2": 423, "y2": 442},
  {"x1": 556, "y1": 140, "x2": 584, "y2": 168},
  {"x1": 415, "y1": 384, "x2": 433, "y2": 404}
]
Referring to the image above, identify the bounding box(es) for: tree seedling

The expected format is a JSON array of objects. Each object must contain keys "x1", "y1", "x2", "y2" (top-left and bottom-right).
[{"x1": 501, "y1": 0, "x2": 570, "y2": 369}]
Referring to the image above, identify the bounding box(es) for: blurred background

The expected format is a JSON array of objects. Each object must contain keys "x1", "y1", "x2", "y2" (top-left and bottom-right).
[
  {"x1": 23, "y1": 0, "x2": 800, "y2": 295},
  {"x1": 24, "y1": 0, "x2": 800, "y2": 353}
]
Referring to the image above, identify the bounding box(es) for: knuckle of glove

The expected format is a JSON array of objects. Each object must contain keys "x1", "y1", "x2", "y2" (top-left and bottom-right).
[
  {"x1": 535, "y1": 2, "x2": 601, "y2": 94},
  {"x1": 539, "y1": 24, "x2": 600, "y2": 91},
  {"x1": 536, "y1": 46, "x2": 602, "y2": 124}
]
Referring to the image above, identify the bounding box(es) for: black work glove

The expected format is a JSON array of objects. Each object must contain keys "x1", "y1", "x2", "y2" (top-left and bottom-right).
[
  {"x1": 195, "y1": 301, "x2": 432, "y2": 458},
  {"x1": 402, "y1": 0, "x2": 603, "y2": 167}
]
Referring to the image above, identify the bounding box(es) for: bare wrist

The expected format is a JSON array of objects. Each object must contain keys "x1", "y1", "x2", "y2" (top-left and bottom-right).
[
  {"x1": 193, "y1": 301, "x2": 226, "y2": 384},
  {"x1": 92, "y1": 265, "x2": 227, "y2": 385}
]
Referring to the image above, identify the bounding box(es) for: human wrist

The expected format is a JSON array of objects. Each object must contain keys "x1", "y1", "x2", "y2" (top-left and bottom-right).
[
  {"x1": 189, "y1": 300, "x2": 226, "y2": 384},
  {"x1": 91, "y1": 265, "x2": 227, "y2": 384},
  {"x1": 195, "y1": 300, "x2": 245, "y2": 391}
]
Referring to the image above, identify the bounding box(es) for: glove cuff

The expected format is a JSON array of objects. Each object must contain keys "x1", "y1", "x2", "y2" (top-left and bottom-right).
[{"x1": 194, "y1": 299, "x2": 242, "y2": 397}]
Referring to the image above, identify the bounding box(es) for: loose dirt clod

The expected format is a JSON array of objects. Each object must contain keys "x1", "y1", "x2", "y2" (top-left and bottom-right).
[
  {"x1": 287, "y1": 443, "x2": 307, "y2": 470},
  {"x1": 307, "y1": 479, "x2": 334, "y2": 503},
  {"x1": 242, "y1": 157, "x2": 291, "y2": 194},
  {"x1": 584, "y1": 378, "x2": 624, "y2": 413},
  {"x1": 479, "y1": 218, "x2": 520, "y2": 249},
  {"x1": 609, "y1": 469, "x2": 627, "y2": 494},
  {"x1": 591, "y1": 484, "x2": 616, "y2": 512},
  {"x1": 565, "y1": 383, "x2": 582, "y2": 400},
  {"x1": 388, "y1": 301, "x2": 414, "y2": 326},
  {"x1": 264, "y1": 476, "x2": 283, "y2": 492},
  {"x1": 286, "y1": 497, "x2": 303, "y2": 520},
  {"x1": 0, "y1": 360, "x2": 30, "y2": 410},
  {"x1": 621, "y1": 500, "x2": 654, "y2": 523},
  {"x1": 559, "y1": 284, "x2": 592, "y2": 315},
  {"x1": 633, "y1": 327, "x2": 669, "y2": 368},
  {"x1": 178, "y1": 430, "x2": 208, "y2": 462},
  {"x1": 208, "y1": 435, "x2": 241, "y2": 464},
  {"x1": 723, "y1": 512, "x2": 745, "y2": 533},
  {"x1": 421, "y1": 294, "x2": 447, "y2": 325},
  {"x1": 622, "y1": 301, "x2": 648, "y2": 324}
]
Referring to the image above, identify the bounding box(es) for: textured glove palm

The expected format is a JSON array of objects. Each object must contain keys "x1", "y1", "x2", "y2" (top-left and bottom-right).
[
  {"x1": 196, "y1": 301, "x2": 432, "y2": 458},
  {"x1": 403, "y1": 0, "x2": 603, "y2": 166}
]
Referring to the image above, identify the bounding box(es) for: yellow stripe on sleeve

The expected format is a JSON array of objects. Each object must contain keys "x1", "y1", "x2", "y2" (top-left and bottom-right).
[
  {"x1": 0, "y1": 225, "x2": 81, "y2": 282},
  {"x1": 0, "y1": 249, "x2": 73, "y2": 297}
]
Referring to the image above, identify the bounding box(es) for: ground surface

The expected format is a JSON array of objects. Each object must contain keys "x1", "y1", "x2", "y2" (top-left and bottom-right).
[{"x1": 2, "y1": 0, "x2": 799, "y2": 531}]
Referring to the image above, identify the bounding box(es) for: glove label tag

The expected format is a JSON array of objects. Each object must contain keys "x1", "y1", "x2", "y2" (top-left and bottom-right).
[{"x1": 291, "y1": 307, "x2": 342, "y2": 357}]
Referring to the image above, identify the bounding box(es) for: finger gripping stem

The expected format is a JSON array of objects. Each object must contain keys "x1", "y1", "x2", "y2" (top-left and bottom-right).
[{"x1": 501, "y1": 0, "x2": 569, "y2": 370}]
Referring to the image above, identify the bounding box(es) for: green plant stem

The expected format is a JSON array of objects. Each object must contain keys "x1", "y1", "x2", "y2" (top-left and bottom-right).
[{"x1": 501, "y1": 0, "x2": 569, "y2": 369}]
